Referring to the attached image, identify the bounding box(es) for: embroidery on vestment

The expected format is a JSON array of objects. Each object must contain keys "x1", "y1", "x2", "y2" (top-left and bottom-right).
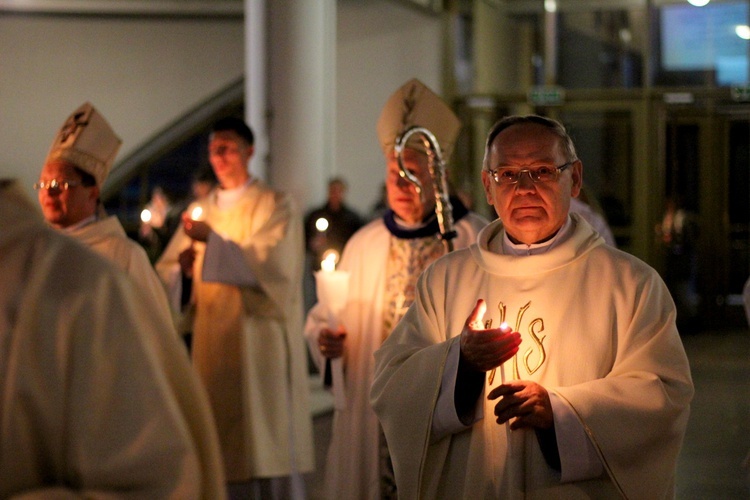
[{"x1": 381, "y1": 235, "x2": 445, "y2": 341}]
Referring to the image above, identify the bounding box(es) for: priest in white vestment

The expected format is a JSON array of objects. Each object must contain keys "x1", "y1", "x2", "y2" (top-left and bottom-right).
[
  {"x1": 156, "y1": 117, "x2": 314, "y2": 499},
  {"x1": 35, "y1": 102, "x2": 173, "y2": 329},
  {"x1": 371, "y1": 115, "x2": 694, "y2": 499},
  {"x1": 0, "y1": 179, "x2": 225, "y2": 498},
  {"x1": 304, "y1": 79, "x2": 488, "y2": 499}
]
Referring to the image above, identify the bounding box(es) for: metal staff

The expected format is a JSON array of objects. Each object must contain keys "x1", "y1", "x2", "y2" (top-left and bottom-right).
[{"x1": 394, "y1": 125, "x2": 457, "y2": 252}]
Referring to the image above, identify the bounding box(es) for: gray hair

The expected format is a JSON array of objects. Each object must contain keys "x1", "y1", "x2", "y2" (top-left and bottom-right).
[{"x1": 482, "y1": 115, "x2": 578, "y2": 171}]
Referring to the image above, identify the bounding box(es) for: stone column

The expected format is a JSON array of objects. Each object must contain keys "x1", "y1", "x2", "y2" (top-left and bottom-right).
[{"x1": 246, "y1": 0, "x2": 335, "y2": 212}]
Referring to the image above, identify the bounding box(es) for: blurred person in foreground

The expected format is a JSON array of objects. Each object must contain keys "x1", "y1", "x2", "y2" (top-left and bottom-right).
[
  {"x1": 304, "y1": 78, "x2": 488, "y2": 499},
  {"x1": 0, "y1": 179, "x2": 224, "y2": 498},
  {"x1": 370, "y1": 115, "x2": 693, "y2": 498},
  {"x1": 35, "y1": 101, "x2": 173, "y2": 329},
  {"x1": 156, "y1": 117, "x2": 314, "y2": 499}
]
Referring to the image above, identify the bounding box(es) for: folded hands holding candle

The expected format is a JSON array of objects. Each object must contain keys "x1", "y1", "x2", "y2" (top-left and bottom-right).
[
  {"x1": 182, "y1": 211, "x2": 211, "y2": 242},
  {"x1": 178, "y1": 208, "x2": 210, "y2": 277}
]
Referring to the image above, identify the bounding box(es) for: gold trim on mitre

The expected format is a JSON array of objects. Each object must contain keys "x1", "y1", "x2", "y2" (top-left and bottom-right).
[
  {"x1": 376, "y1": 78, "x2": 461, "y2": 162},
  {"x1": 45, "y1": 102, "x2": 122, "y2": 188}
]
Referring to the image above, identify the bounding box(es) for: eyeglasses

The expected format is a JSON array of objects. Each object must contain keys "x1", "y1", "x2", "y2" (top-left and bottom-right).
[
  {"x1": 33, "y1": 179, "x2": 82, "y2": 191},
  {"x1": 487, "y1": 161, "x2": 574, "y2": 185}
]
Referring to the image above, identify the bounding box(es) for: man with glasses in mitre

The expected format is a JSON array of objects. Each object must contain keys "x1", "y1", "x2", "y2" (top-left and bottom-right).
[{"x1": 35, "y1": 102, "x2": 172, "y2": 326}]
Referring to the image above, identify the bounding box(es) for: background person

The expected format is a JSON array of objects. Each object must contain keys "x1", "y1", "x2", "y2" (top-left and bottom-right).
[
  {"x1": 0, "y1": 179, "x2": 225, "y2": 498},
  {"x1": 304, "y1": 78, "x2": 488, "y2": 499},
  {"x1": 371, "y1": 115, "x2": 694, "y2": 498},
  {"x1": 156, "y1": 116, "x2": 314, "y2": 499},
  {"x1": 568, "y1": 185, "x2": 616, "y2": 247},
  {"x1": 303, "y1": 177, "x2": 365, "y2": 311},
  {"x1": 304, "y1": 177, "x2": 364, "y2": 271}
]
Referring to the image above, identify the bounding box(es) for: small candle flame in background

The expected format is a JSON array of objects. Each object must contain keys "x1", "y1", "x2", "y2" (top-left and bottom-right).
[
  {"x1": 191, "y1": 206, "x2": 204, "y2": 221},
  {"x1": 315, "y1": 217, "x2": 329, "y2": 232},
  {"x1": 500, "y1": 322, "x2": 509, "y2": 331},
  {"x1": 140, "y1": 208, "x2": 152, "y2": 224}
]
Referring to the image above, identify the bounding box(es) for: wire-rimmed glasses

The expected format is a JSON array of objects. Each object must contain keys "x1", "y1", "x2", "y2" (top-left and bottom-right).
[
  {"x1": 487, "y1": 161, "x2": 574, "y2": 185},
  {"x1": 33, "y1": 179, "x2": 82, "y2": 192}
]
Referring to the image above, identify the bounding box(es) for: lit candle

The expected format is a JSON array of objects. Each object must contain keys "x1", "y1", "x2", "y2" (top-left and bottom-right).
[
  {"x1": 140, "y1": 208, "x2": 152, "y2": 224},
  {"x1": 316, "y1": 253, "x2": 349, "y2": 326},
  {"x1": 315, "y1": 217, "x2": 329, "y2": 232},
  {"x1": 489, "y1": 322, "x2": 511, "y2": 386},
  {"x1": 190, "y1": 206, "x2": 204, "y2": 221},
  {"x1": 314, "y1": 252, "x2": 350, "y2": 410}
]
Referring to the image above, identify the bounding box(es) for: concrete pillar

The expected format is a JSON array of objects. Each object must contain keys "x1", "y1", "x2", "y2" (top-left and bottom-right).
[
  {"x1": 262, "y1": 0, "x2": 336, "y2": 212},
  {"x1": 245, "y1": 0, "x2": 269, "y2": 181}
]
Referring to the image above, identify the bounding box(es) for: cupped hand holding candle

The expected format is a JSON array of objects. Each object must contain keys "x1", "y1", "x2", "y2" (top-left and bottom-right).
[
  {"x1": 459, "y1": 299, "x2": 521, "y2": 373},
  {"x1": 182, "y1": 205, "x2": 211, "y2": 242}
]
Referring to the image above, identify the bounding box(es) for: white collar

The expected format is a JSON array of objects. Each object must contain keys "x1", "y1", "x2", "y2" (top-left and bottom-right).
[
  {"x1": 499, "y1": 216, "x2": 574, "y2": 256},
  {"x1": 62, "y1": 214, "x2": 97, "y2": 232},
  {"x1": 215, "y1": 177, "x2": 254, "y2": 209}
]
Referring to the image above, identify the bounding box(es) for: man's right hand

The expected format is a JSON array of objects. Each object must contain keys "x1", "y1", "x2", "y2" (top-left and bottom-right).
[
  {"x1": 318, "y1": 327, "x2": 347, "y2": 359},
  {"x1": 460, "y1": 299, "x2": 521, "y2": 372},
  {"x1": 178, "y1": 246, "x2": 196, "y2": 278}
]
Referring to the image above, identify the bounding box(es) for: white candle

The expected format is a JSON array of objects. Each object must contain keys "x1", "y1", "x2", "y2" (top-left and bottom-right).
[
  {"x1": 315, "y1": 255, "x2": 349, "y2": 325},
  {"x1": 314, "y1": 255, "x2": 350, "y2": 410}
]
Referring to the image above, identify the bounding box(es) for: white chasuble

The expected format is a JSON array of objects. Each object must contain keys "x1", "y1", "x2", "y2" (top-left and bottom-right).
[{"x1": 372, "y1": 215, "x2": 694, "y2": 499}]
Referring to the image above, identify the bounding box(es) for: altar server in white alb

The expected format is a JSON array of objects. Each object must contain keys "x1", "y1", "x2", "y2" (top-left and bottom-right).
[
  {"x1": 35, "y1": 101, "x2": 173, "y2": 328},
  {"x1": 156, "y1": 117, "x2": 314, "y2": 499},
  {"x1": 0, "y1": 179, "x2": 225, "y2": 498},
  {"x1": 371, "y1": 115, "x2": 694, "y2": 499},
  {"x1": 304, "y1": 78, "x2": 488, "y2": 499}
]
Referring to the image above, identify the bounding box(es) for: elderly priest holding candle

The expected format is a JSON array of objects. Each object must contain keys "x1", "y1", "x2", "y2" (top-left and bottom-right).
[
  {"x1": 304, "y1": 78, "x2": 488, "y2": 499},
  {"x1": 370, "y1": 115, "x2": 694, "y2": 499}
]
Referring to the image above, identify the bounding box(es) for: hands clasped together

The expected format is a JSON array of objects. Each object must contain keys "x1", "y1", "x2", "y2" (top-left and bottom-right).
[{"x1": 460, "y1": 299, "x2": 553, "y2": 430}]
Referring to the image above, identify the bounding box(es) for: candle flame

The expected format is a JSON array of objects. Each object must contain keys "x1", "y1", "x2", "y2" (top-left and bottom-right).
[
  {"x1": 140, "y1": 208, "x2": 152, "y2": 224},
  {"x1": 315, "y1": 217, "x2": 329, "y2": 232},
  {"x1": 191, "y1": 206, "x2": 204, "y2": 221},
  {"x1": 321, "y1": 250, "x2": 340, "y2": 272},
  {"x1": 321, "y1": 254, "x2": 336, "y2": 272},
  {"x1": 500, "y1": 322, "x2": 509, "y2": 331}
]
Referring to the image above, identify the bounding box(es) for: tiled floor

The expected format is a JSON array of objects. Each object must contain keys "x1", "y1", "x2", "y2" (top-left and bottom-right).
[
  {"x1": 305, "y1": 328, "x2": 750, "y2": 499},
  {"x1": 677, "y1": 329, "x2": 750, "y2": 499}
]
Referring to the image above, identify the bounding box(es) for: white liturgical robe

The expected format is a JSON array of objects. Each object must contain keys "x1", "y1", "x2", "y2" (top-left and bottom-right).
[
  {"x1": 0, "y1": 180, "x2": 225, "y2": 498},
  {"x1": 371, "y1": 214, "x2": 693, "y2": 499},
  {"x1": 304, "y1": 211, "x2": 488, "y2": 499},
  {"x1": 157, "y1": 179, "x2": 314, "y2": 482},
  {"x1": 64, "y1": 213, "x2": 174, "y2": 330}
]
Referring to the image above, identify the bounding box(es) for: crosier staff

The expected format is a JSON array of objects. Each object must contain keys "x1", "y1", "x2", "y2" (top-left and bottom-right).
[{"x1": 394, "y1": 125, "x2": 457, "y2": 253}]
